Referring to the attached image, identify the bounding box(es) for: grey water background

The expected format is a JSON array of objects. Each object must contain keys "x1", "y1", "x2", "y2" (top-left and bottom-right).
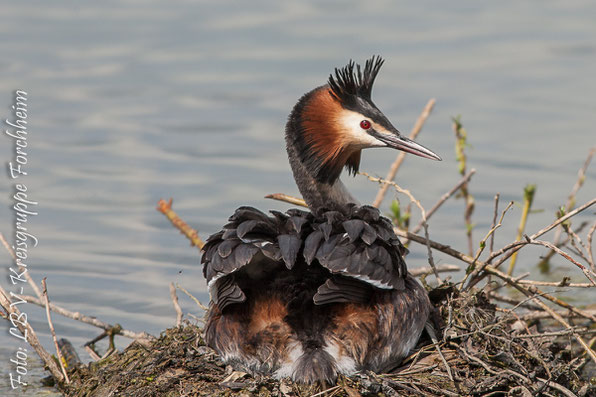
[{"x1": 1, "y1": 1, "x2": 595, "y2": 394}]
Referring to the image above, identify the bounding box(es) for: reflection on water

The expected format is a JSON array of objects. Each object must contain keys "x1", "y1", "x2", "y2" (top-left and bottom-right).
[{"x1": 1, "y1": 1, "x2": 595, "y2": 394}]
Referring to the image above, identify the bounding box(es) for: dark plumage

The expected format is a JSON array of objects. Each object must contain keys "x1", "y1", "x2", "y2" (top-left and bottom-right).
[{"x1": 201, "y1": 56, "x2": 440, "y2": 383}]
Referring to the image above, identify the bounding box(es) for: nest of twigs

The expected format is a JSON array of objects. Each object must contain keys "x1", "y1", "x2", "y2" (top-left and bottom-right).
[{"x1": 56, "y1": 283, "x2": 594, "y2": 397}]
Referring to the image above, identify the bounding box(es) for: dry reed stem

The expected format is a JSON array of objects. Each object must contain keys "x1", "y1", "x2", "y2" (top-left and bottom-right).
[
  {"x1": 452, "y1": 117, "x2": 475, "y2": 256},
  {"x1": 169, "y1": 282, "x2": 183, "y2": 327},
  {"x1": 372, "y1": 98, "x2": 436, "y2": 209},
  {"x1": 157, "y1": 198, "x2": 204, "y2": 249},
  {"x1": 42, "y1": 278, "x2": 70, "y2": 384},
  {"x1": 508, "y1": 184, "x2": 536, "y2": 275}
]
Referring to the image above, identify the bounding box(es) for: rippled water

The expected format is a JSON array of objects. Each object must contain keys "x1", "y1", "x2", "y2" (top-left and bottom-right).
[{"x1": 1, "y1": 1, "x2": 595, "y2": 394}]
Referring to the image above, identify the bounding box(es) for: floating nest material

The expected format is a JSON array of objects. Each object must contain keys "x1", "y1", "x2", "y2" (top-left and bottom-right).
[{"x1": 58, "y1": 285, "x2": 595, "y2": 396}]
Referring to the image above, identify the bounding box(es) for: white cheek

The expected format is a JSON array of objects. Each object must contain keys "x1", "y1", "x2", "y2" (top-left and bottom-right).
[{"x1": 340, "y1": 110, "x2": 386, "y2": 148}]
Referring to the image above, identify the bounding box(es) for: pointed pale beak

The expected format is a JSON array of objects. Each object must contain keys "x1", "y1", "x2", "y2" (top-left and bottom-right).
[{"x1": 371, "y1": 130, "x2": 442, "y2": 161}]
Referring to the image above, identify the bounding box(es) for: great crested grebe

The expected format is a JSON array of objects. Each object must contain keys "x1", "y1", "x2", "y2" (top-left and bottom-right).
[{"x1": 201, "y1": 56, "x2": 441, "y2": 384}]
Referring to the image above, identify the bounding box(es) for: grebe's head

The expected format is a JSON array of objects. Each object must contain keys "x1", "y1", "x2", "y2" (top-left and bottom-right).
[{"x1": 287, "y1": 56, "x2": 441, "y2": 185}]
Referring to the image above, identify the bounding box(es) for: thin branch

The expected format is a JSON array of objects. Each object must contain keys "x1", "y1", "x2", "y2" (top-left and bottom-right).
[
  {"x1": 524, "y1": 284, "x2": 596, "y2": 323},
  {"x1": 398, "y1": 229, "x2": 596, "y2": 323},
  {"x1": 461, "y1": 201, "x2": 514, "y2": 289},
  {"x1": 265, "y1": 193, "x2": 308, "y2": 208},
  {"x1": 525, "y1": 236, "x2": 596, "y2": 285},
  {"x1": 486, "y1": 197, "x2": 596, "y2": 272},
  {"x1": 409, "y1": 264, "x2": 460, "y2": 277},
  {"x1": 372, "y1": 98, "x2": 436, "y2": 208},
  {"x1": 22, "y1": 294, "x2": 154, "y2": 342},
  {"x1": 361, "y1": 172, "x2": 441, "y2": 283},
  {"x1": 425, "y1": 324, "x2": 455, "y2": 384},
  {"x1": 517, "y1": 279, "x2": 594, "y2": 288},
  {"x1": 0, "y1": 232, "x2": 44, "y2": 300},
  {"x1": 84, "y1": 345, "x2": 101, "y2": 362},
  {"x1": 545, "y1": 147, "x2": 596, "y2": 262},
  {"x1": 411, "y1": 169, "x2": 476, "y2": 234},
  {"x1": 157, "y1": 198, "x2": 204, "y2": 249},
  {"x1": 264, "y1": 193, "x2": 308, "y2": 207},
  {"x1": 169, "y1": 282, "x2": 183, "y2": 327},
  {"x1": 489, "y1": 194, "x2": 500, "y2": 255},
  {"x1": 0, "y1": 285, "x2": 64, "y2": 383},
  {"x1": 42, "y1": 278, "x2": 70, "y2": 384},
  {"x1": 482, "y1": 266, "x2": 596, "y2": 366},
  {"x1": 588, "y1": 220, "x2": 596, "y2": 273},
  {"x1": 176, "y1": 283, "x2": 209, "y2": 311}
]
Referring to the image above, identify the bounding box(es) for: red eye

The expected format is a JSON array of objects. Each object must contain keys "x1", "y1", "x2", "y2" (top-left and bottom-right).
[{"x1": 360, "y1": 120, "x2": 371, "y2": 130}]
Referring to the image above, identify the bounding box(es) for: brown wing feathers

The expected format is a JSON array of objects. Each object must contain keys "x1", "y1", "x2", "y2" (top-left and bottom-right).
[{"x1": 201, "y1": 204, "x2": 408, "y2": 309}]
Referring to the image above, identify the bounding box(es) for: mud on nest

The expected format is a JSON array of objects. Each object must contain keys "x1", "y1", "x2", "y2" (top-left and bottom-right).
[{"x1": 57, "y1": 285, "x2": 595, "y2": 397}]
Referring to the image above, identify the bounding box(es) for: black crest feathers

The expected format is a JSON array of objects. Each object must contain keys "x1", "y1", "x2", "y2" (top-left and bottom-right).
[{"x1": 328, "y1": 56, "x2": 384, "y2": 103}]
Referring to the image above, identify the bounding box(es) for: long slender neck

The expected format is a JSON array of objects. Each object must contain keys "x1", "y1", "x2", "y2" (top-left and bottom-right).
[
  {"x1": 286, "y1": 138, "x2": 358, "y2": 211},
  {"x1": 285, "y1": 87, "x2": 359, "y2": 212}
]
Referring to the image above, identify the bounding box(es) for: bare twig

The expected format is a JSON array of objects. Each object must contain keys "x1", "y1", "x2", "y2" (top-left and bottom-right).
[
  {"x1": 22, "y1": 294, "x2": 154, "y2": 343},
  {"x1": 425, "y1": 324, "x2": 455, "y2": 384},
  {"x1": 495, "y1": 306, "x2": 596, "y2": 321},
  {"x1": 461, "y1": 201, "x2": 514, "y2": 289},
  {"x1": 539, "y1": 147, "x2": 595, "y2": 266},
  {"x1": 524, "y1": 284, "x2": 596, "y2": 322},
  {"x1": 409, "y1": 264, "x2": 460, "y2": 277},
  {"x1": 42, "y1": 278, "x2": 70, "y2": 384},
  {"x1": 0, "y1": 232, "x2": 43, "y2": 300},
  {"x1": 398, "y1": 229, "x2": 596, "y2": 324},
  {"x1": 170, "y1": 282, "x2": 183, "y2": 327},
  {"x1": 157, "y1": 198, "x2": 204, "y2": 249},
  {"x1": 483, "y1": 266, "x2": 596, "y2": 366},
  {"x1": 176, "y1": 283, "x2": 209, "y2": 311},
  {"x1": 517, "y1": 279, "x2": 594, "y2": 288},
  {"x1": 411, "y1": 169, "x2": 476, "y2": 235},
  {"x1": 84, "y1": 345, "x2": 101, "y2": 362},
  {"x1": 361, "y1": 172, "x2": 441, "y2": 283},
  {"x1": 525, "y1": 236, "x2": 596, "y2": 285},
  {"x1": 265, "y1": 193, "x2": 308, "y2": 207},
  {"x1": 0, "y1": 285, "x2": 64, "y2": 383},
  {"x1": 265, "y1": 193, "x2": 308, "y2": 208},
  {"x1": 372, "y1": 98, "x2": 436, "y2": 208},
  {"x1": 487, "y1": 197, "x2": 596, "y2": 272}
]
